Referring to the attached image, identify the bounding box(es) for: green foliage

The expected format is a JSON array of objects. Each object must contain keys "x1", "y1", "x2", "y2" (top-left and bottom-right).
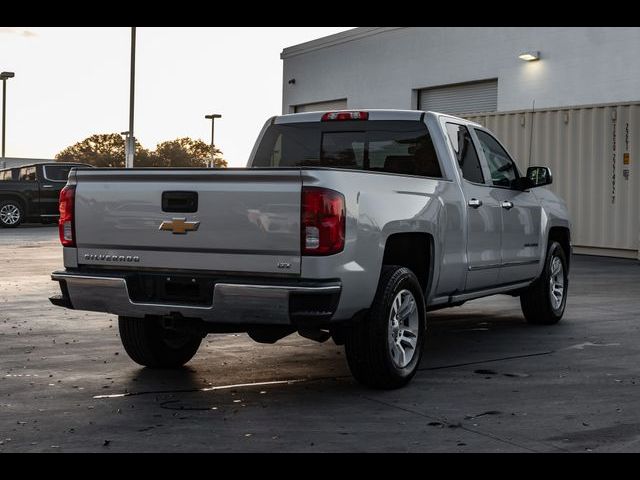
[
  {"x1": 153, "y1": 138, "x2": 227, "y2": 168},
  {"x1": 55, "y1": 134, "x2": 228, "y2": 168},
  {"x1": 56, "y1": 134, "x2": 127, "y2": 167}
]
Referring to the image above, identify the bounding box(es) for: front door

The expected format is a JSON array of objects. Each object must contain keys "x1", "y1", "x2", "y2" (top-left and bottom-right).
[
  {"x1": 473, "y1": 129, "x2": 542, "y2": 284},
  {"x1": 444, "y1": 122, "x2": 502, "y2": 291},
  {"x1": 37, "y1": 165, "x2": 65, "y2": 216},
  {"x1": 462, "y1": 182, "x2": 503, "y2": 289}
]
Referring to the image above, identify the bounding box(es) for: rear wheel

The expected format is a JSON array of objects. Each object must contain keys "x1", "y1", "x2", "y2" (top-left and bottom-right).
[
  {"x1": 0, "y1": 200, "x2": 23, "y2": 228},
  {"x1": 345, "y1": 265, "x2": 426, "y2": 389},
  {"x1": 520, "y1": 241, "x2": 568, "y2": 325},
  {"x1": 118, "y1": 316, "x2": 202, "y2": 368}
]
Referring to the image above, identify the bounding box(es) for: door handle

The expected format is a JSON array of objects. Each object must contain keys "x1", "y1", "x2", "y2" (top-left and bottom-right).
[
  {"x1": 501, "y1": 201, "x2": 514, "y2": 210},
  {"x1": 468, "y1": 198, "x2": 483, "y2": 208},
  {"x1": 42, "y1": 185, "x2": 53, "y2": 189}
]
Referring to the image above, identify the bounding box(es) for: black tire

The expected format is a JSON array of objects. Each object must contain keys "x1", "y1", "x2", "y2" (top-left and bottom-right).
[
  {"x1": 0, "y1": 199, "x2": 24, "y2": 228},
  {"x1": 520, "y1": 241, "x2": 568, "y2": 325},
  {"x1": 118, "y1": 316, "x2": 202, "y2": 368},
  {"x1": 345, "y1": 265, "x2": 426, "y2": 389}
]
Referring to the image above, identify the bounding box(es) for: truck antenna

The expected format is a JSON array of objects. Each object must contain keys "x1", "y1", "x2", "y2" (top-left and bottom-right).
[{"x1": 528, "y1": 99, "x2": 535, "y2": 167}]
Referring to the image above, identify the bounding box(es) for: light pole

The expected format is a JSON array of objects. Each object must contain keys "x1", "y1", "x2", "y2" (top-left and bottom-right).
[
  {"x1": 121, "y1": 131, "x2": 131, "y2": 166},
  {"x1": 205, "y1": 114, "x2": 221, "y2": 168},
  {"x1": 1, "y1": 71, "x2": 15, "y2": 159},
  {"x1": 126, "y1": 27, "x2": 136, "y2": 168}
]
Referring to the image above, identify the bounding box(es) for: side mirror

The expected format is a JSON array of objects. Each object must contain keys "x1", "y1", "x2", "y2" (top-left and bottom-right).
[{"x1": 526, "y1": 166, "x2": 553, "y2": 188}]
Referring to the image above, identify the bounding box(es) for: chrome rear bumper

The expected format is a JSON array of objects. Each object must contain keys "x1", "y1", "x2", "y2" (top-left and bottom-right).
[{"x1": 51, "y1": 271, "x2": 341, "y2": 325}]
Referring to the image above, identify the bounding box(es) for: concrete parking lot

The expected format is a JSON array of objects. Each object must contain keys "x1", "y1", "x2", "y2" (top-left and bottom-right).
[{"x1": 1, "y1": 225, "x2": 639, "y2": 452}]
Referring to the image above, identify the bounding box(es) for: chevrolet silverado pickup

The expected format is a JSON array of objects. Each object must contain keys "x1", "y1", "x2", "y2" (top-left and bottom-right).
[
  {"x1": 0, "y1": 162, "x2": 92, "y2": 227},
  {"x1": 50, "y1": 110, "x2": 571, "y2": 389}
]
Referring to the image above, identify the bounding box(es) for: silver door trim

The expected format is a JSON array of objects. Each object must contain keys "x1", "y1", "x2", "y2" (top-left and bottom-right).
[
  {"x1": 469, "y1": 259, "x2": 538, "y2": 271},
  {"x1": 468, "y1": 263, "x2": 501, "y2": 271},
  {"x1": 501, "y1": 259, "x2": 539, "y2": 268}
]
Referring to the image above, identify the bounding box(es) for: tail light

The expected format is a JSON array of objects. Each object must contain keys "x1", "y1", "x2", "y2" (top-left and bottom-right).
[
  {"x1": 321, "y1": 111, "x2": 369, "y2": 121},
  {"x1": 58, "y1": 185, "x2": 76, "y2": 247},
  {"x1": 301, "y1": 187, "x2": 345, "y2": 256}
]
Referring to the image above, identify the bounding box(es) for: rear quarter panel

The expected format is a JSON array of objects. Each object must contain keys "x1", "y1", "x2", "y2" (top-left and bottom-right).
[{"x1": 300, "y1": 169, "x2": 457, "y2": 320}]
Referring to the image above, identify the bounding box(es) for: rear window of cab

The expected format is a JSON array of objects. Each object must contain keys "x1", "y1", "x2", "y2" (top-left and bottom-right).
[{"x1": 252, "y1": 120, "x2": 442, "y2": 178}]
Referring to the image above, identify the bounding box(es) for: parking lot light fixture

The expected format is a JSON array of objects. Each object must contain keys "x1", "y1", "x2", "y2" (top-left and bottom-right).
[{"x1": 205, "y1": 114, "x2": 222, "y2": 168}]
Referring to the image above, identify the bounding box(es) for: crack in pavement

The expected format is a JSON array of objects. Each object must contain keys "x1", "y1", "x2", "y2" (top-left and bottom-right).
[
  {"x1": 419, "y1": 350, "x2": 554, "y2": 371},
  {"x1": 356, "y1": 394, "x2": 568, "y2": 453},
  {"x1": 349, "y1": 349, "x2": 568, "y2": 452}
]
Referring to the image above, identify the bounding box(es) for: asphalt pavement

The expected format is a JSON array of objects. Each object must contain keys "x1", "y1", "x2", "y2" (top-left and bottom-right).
[{"x1": 1, "y1": 225, "x2": 639, "y2": 452}]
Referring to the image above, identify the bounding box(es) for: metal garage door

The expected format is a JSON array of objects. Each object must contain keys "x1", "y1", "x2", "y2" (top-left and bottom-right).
[
  {"x1": 294, "y1": 98, "x2": 348, "y2": 113},
  {"x1": 419, "y1": 80, "x2": 498, "y2": 115}
]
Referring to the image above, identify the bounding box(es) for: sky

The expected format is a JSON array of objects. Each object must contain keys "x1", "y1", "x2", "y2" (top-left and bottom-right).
[{"x1": 0, "y1": 27, "x2": 351, "y2": 167}]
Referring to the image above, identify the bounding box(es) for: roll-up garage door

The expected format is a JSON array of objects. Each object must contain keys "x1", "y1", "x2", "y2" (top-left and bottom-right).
[
  {"x1": 418, "y1": 80, "x2": 498, "y2": 115},
  {"x1": 293, "y1": 98, "x2": 348, "y2": 113}
]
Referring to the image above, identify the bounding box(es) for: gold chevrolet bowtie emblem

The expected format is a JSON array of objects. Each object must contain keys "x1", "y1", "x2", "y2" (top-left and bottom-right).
[{"x1": 159, "y1": 218, "x2": 200, "y2": 234}]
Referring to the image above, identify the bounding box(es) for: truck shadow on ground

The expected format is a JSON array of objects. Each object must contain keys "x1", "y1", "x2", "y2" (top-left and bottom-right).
[
  {"x1": 111, "y1": 309, "x2": 559, "y2": 408},
  {"x1": 422, "y1": 310, "x2": 556, "y2": 370}
]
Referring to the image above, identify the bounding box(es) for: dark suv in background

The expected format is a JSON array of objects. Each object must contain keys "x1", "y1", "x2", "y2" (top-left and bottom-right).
[{"x1": 0, "y1": 162, "x2": 92, "y2": 228}]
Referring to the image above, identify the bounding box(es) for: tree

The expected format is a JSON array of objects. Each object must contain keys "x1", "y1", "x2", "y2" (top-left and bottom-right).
[
  {"x1": 55, "y1": 133, "x2": 151, "y2": 167},
  {"x1": 55, "y1": 134, "x2": 228, "y2": 168},
  {"x1": 151, "y1": 137, "x2": 227, "y2": 168}
]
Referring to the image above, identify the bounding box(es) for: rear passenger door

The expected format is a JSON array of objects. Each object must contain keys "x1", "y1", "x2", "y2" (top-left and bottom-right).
[
  {"x1": 473, "y1": 129, "x2": 541, "y2": 284},
  {"x1": 18, "y1": 167, "x2": 39, "y2": 217},
  {"x1": 445, "y1": 122, "x2": 502, "y2": 291},
  {"x1": 38, "y1": 165, "x2": 66, "y2": 216}
]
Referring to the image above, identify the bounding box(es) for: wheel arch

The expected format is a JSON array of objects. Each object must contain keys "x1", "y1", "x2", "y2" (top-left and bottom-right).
[
  {"x1": 548, "y1": 226, "x2": 571, "y2": 270},
  {"x1": 0, "y1": 195, "x2": 27, "y2": 222},
  {"x1": 381, "y1": 232, "x2": 434, "y2": 294},
  {"x1": 0, "y1": 194, "x2": 26, "y2": 211}
]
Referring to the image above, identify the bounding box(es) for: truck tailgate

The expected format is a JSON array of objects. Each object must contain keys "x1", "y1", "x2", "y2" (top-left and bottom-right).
[{"x1": 73, "y1": 169, "x2": 302, "y2": 275}]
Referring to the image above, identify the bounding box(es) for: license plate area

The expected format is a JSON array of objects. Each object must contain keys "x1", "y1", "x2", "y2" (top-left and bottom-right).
[{"x1": 127, "y1": 273, "x2": 214, "y2": 306}]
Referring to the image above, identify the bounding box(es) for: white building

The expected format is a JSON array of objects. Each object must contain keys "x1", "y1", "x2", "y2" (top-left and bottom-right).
[
  {"x1": 281, "y1": 27, "x2": 640, "y2": 114},
  {"x1": 281, "y1": 27, "x2": 640, "y2": 259}
]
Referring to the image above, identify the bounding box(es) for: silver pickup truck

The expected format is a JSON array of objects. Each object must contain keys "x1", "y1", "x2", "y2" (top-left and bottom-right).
[{"x1": 50, "y1": 110, "x2": 571, "y2": 389}]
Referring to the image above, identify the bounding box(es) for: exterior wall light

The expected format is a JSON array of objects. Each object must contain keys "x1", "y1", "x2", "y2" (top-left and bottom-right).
[{"x1": 519, "y1": 51, "x2": 540, "y2": 61}]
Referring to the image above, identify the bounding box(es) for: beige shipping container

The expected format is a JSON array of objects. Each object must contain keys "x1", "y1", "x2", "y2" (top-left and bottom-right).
[{"x1": 465, "y1": 102, "x2": 640, "y2": 259}]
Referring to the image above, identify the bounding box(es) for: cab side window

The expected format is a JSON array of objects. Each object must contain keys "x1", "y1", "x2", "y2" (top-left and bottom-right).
[
  {"x1": 474, "y1": 129, "x2": 519, "y2": 188},
  {"x1": 19, "y1": 167, "x2": 37, "y2": 182},
  {"x1": 445, "y1": 123, "x2": 484, "y2": 184}
]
